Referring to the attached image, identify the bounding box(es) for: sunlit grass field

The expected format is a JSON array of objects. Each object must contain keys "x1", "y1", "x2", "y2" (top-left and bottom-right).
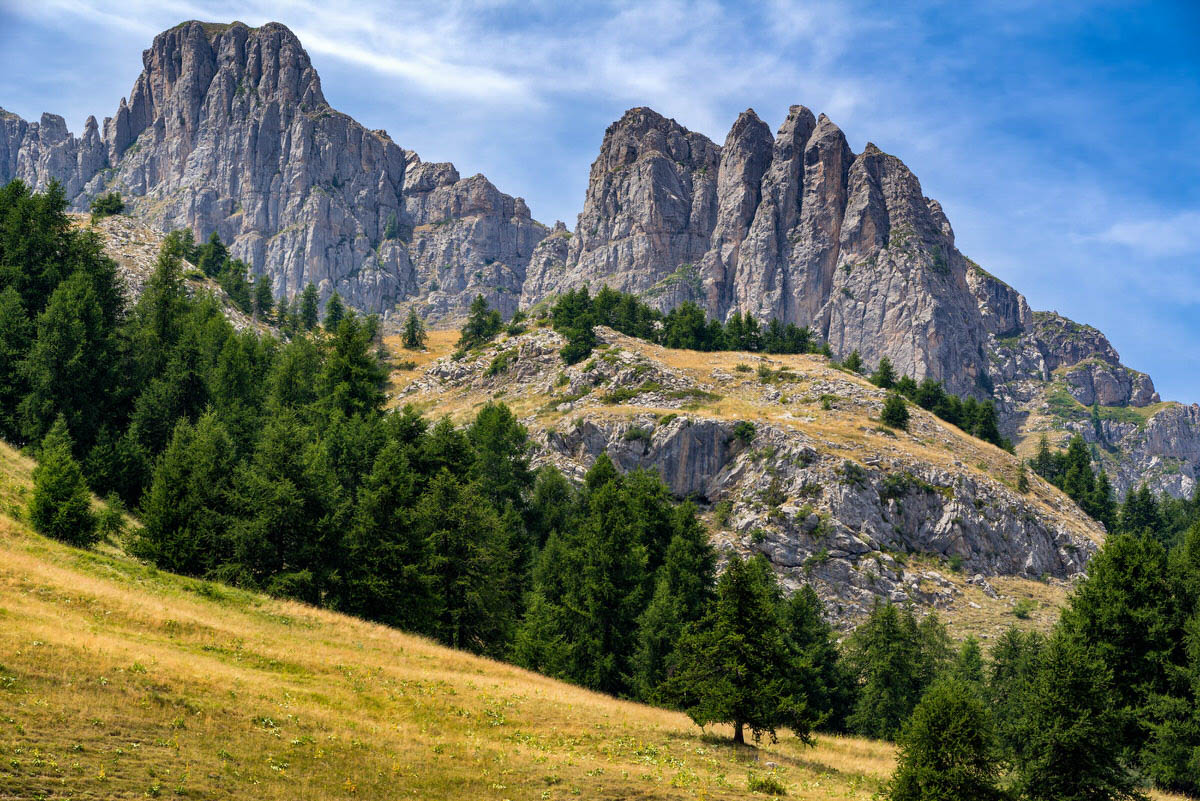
[{"x1": 0, "y1": 439, "x2": 897, "y2": 800}]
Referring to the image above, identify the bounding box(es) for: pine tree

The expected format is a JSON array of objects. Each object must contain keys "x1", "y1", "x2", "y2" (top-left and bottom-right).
[
  {"x1": 1012, "y1": 632, "x2": 1140, "y2": 801},
  {"x1": 197, "y1": 231, "x2": 228, "y2": 277},
  {"x1": 843, "y1": 349, "x2": 863, "y2": 373},
  {"x1": 846, "y1": 602, "x2": 930, "y2": 739},
  {"x1": 459, "y1": 294, "x2": 502, "y2": 348},
  {"x1": 1059, "y1": 532, "x2": 1177, "y2": 756},
  {"x1": 28, "y1": 417, "x2": 98, "y2": 546},
  {"x1": 132, "y1": 413, "x2": 235, "y2": 575},
  {"x1": 632, "y1": 504, "x2": 716, "y2": 699},
  {"x1": 253, "y1": 273, "x2": 273, "y2": 320},
  {"x1": 987, "y1": 626, "x2": 1045, "y2": 762},
  {"x1": 779, "y1": 585, "x2": 853, "y2": 731},
  {"x1": 662, "y1": 555, "x2": 813, "y2": 744},
  {"x1": 299, "y1": 283, "x2": 320, "y2": 330},
  {"x1": 0, "y1": 287, "x2": 32, "y2": 439},
  {"x1": 881, "y1": 392, "x2": 910, "y2": 430},
  {"x1": 418, "y1": 470, "x2": 516, "y2": 656},
  {"x1": 889, "y1": 677, "x2": 1004, "y2": 801},
  {"x1": 952, "y1": 636, "x2": 985, "y2": 685},
  {"x1": 318, "y1": 313, "x2": 387, "y2": 418},
  {"x1": 870, "y1": 356, "x2": 896, "y2": 388},
  {"x1": 324, "y1": 291, "x2": 345, "y2": 331},
  {"x1": 401, "y1": 308, "x2": 427, "y2": 350}
]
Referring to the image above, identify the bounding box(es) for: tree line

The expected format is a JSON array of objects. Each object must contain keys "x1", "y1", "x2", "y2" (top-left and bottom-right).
[{"x1": 7, "y1": 181, "x2": 1200, "y2": 799}]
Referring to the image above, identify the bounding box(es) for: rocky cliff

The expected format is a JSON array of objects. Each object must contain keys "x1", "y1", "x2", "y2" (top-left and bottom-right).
[
  {"x1": 5, "y1": 19, "x2": 1200, "y2": 498},
  {"x1": 395, "y1": 324, "x2": 1100, "y2": 627},
  {"x1": 0, "y1": 21, "x2": 545, "y2": 319}
]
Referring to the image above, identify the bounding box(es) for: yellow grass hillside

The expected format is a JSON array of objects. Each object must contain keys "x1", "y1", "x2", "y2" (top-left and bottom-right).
[{"x1": 0, "y1": 438, "x2": 898, "y2": 801}]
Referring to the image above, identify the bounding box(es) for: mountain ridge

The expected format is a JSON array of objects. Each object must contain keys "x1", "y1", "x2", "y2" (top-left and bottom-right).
[{"x1": 3, "y1": 18, "x2": 1198, "y2": 498}]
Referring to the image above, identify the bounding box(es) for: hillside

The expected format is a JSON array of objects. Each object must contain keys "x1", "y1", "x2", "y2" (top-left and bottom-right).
[
  {"x1": 4, "y1": 18, "x2": 1199, "y2": 498},
  {"x1": 387, "y1": 324, "x2": 1095, "y2": 634},
  {"x1": 0, "y1": 439, "x2": 901, "y2": 801}
]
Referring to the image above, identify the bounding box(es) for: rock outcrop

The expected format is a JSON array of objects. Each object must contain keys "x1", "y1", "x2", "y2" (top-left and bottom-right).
[
  {"x1": 1, "y1": 21, "x2": 544, "y2": 319},
  {"x1": 398, "y1": 325, "x2": 1100, "y2": 625},
  {"x1": 6, "y1": 18, "x2": 1200, "y2": 498}
]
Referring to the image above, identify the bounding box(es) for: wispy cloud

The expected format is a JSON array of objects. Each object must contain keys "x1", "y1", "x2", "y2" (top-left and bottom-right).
[{"x1": 1096, "y1": 211, "x2": 1200, "y2": 258}]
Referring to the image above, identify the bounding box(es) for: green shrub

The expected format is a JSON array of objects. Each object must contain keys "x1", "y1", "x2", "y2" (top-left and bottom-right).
[
  {"x1": 486, "y1": 349, "x2": 517, "y2": 376},
  {"x1": 731, "y1": 421, "x2": 756, "y2": 444},
  {"x1": 747, "y1": 772, "x2": 787, "y2": 795},
  {"x1": 89, "y1": 191, "x2": 125, "y2": 221},
  {"x1": 881, "y1": 392, "x2": 910, "y2": 430},
  {"x1": 1013, "y1": 598, "x2": 1037, "y2": 619}
]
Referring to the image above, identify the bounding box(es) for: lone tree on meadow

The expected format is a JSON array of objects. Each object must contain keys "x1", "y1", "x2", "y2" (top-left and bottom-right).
[
  {"x1": 29, "y1": 417, "x2": 98, "y2": 547},
  {"x1": 662, "y1": 555, "x2": 814, "y2": 745},
  {"x1": 401, "y1": 307, "x2": 427, "y2": 350}
]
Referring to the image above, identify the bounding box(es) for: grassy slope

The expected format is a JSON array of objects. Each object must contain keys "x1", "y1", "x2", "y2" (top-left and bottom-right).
[{"x1": 0, "y1": 440, "x2": 895, "y2": 801}]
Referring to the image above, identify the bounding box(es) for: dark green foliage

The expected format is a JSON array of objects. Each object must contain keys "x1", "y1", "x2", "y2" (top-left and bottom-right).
[
  {"x1": 28, "y1": 418, "x2": 97, "y2": 546},
  {"x1": 632, "y1": 504, "x2": 717, "y2": 698},
  {"x1": 459, "y1": 294, "x2": 502, "y2": 349},
  {"x1": 842, "y1": 350, "x2": 863, "y2": 373},
  {"x1": 132, "y1": 414, "x2": 235, "y2": 575},
  {"x1": 300, "y1": 282, "x2": 320, "y2": 330},
  {"x1": 662, "y1": 555, "x2": 816, "y2": 744},
  {"x1": 401, "y1": 308, "x2": 427, "y2": 350},
  {"x1": 324, "y1": 291, "x2": 345, "y2": 331},
  {"x1": 952, "y1": 636, "x2": 985, "y2": 685},
  {"x1": 881, "y1": 392, "x2": 909, "y2": 430},
  {"x1": 870, "y1": 356, "x2": 896, "y2": 389},
  {"x1": 89, "y1": 191, "x2": 124, "y2": 220},
  {"x1": 731, "y1": 420, "x2": 756, "y2": 444},
  {"x1": 1010, "y1": 632, "x2": 1141, "y2": 801},
  {"x1": 845, "y1": 603, "x2": 949, "y2": 740},
  {"x1": 196, "y1": 231, "x2": 228, "y2": 278},
  {"x1": 1029, "y1": 434, "x2": 1116, "y2": 527},
  {"x1": 889, "y1": 677, "x2": 1004, "y2": 801},
  {"x1": 892, "y1": 376, "x2": 1010, "y2": 450},
  {"x1": 548, "y1": 284, "x2": 818, "y2": 359},
  {"x1": 987, "y1": 627, "x2": 1045, "y2": 762},
  {"x1": 779, "y1": 586, "x2": 855, "y2": 732},
  {"x1": 253, "y1": 273, "x2": 273, "y2": 320}
]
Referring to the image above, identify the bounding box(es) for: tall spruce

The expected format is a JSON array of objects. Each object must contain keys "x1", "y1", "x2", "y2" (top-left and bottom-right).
[{"x1": 28, "y1": 417, "x2": 98, "y2": 547}]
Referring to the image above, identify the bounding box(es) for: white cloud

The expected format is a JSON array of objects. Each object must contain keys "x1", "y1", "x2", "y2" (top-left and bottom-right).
[{"x1": 1096, "y1": 211, "x2": 1200, "y2": 258}]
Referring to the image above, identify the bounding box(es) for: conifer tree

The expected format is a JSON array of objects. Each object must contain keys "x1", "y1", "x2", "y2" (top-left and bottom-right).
[
  {"x1": 952, "y1": 636, "x2": 985, "y2": 685},
  {"x1": 29, "y1": 417, "x2": 98, "y2": 546},
  {"x1": 779, "y1": 585, "x2": 853, "y2": 731},
  {"x1": 459, "y1": 294, "x2": 502, "y2": 348},
  {"x1": 987, "y1": 626, "x2": 1045, "y2": 762},
  {"x1": 132, "y1": 413, "x2": 235, "y2": 575},
  {"x1": 632, "y1": 504, "x2": 716, "y2": 699},
  {"x1": 843, "y1": 349, "x2": 863, "y2": 373},
  {"x1": 324, "y1": 291, "x2": 345, "y2": 331},
  {"x1": 1012, "y1": 632, "x2": 1140, "y2": 801},
  {"x1": 889, "y1": 677, "x2": 1004, "y2": 801},
  {"x1": 197, "y1": 231, "x2": 228, "y2": 277},
  {"x1": 846, "y1": 602, "x2": 936, "y2": 739},
  {"x1": 870, "y1": 356, "x2": 896, "y2": 388},
  {"x1": 881, "y1": 392, "x2": 910, "y2": 430},
  {"x1": 418, "y1": 470, "x2": 516, "y2": 656},
  {"x1": 298, "y1": 282, "x2": 321, "y2": 330},
  {"x1": 401, "y1": 307, "x2": 427, "y2": 349},
  {"x1": 253, "y1": 273, "x2": 273, "y2": 320},
  {"x1": 662, "y1": 555, "x2": 813, "y2": 744}
]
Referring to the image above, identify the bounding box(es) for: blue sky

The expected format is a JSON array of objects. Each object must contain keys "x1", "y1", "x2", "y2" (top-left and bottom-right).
[{"x1": 2, "y1": 0, "x2": 1199, "y2": 401}]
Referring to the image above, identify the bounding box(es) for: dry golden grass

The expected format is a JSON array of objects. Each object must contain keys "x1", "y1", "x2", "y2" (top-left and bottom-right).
[{"x1": 0, "y1": 439, "x2": 898, "y2": 801}]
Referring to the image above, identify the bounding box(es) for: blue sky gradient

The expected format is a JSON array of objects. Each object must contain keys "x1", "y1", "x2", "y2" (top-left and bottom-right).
[{"x1": 2, "y1": 0, "x2": 1198, "y2": 400}]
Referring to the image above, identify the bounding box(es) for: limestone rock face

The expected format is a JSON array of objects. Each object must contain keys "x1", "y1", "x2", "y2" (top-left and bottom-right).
[
  {"x1": 0, "y1": 109, "x2": 107, "y2": 198},
  {"x1": 2, "y1": 21, "x2": 543, "y2": 320},
  {"x1": 402, "y1": 152, "x2": 547, "y2": 321},
  {"x1": 523, "y1": 107, "x2": 721, "y2": 308},
  {"x1": 523, "y1": 107, "x2": 1004, "y2": 397}
]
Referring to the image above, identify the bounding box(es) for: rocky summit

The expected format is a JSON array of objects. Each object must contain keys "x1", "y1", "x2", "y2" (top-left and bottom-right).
[{"x1": 3, "y1": 19, "x2": 1199, "y2": 498}]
